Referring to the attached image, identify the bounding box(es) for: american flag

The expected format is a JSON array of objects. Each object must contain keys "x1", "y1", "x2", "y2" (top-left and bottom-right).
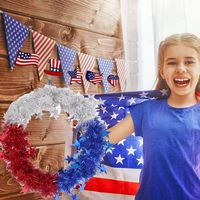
[
  {"x1": 50, "y1": 58, "x2": 61, "y2": 72},
  {"x1": 3, "y1": 12, "x2": 30, "y2": 69},
  {"x1": 107, "y1": 74, "x2": 119, "y2": 86},
  {"x1": 68, "y1": 68, "x2": 83, "y2": 84},
  {"x1": 78, "y1": 89, "x2": 169, "y2": 200},
  {"x1": 78, "y1": 53, "x2": 96, "y2": 93},
  {"x1": 86, "y1": 70, "x2": 102, "y2": 84},
  {"x1": 32, "y1": 31, "x2": 56, "y2": 81},
  {"x1": 97, "y1": 58, "x2": 113, "y2": 93},
  {"x1": 115, "y1": 59, "x2": 126, "y2": 91},
  {"x1": 15, "y1": 50, "x2": 39, "y2": 66}
]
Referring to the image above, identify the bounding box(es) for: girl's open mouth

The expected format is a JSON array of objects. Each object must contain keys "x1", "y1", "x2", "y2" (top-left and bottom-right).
[{"x1": 173, "y1": 78, "x2": 190, "y2": 87}]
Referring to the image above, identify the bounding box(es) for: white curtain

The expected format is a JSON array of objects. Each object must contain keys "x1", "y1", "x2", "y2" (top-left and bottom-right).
[{"x1": 121, "y1": 0, "x2": 200, "y2": 91}]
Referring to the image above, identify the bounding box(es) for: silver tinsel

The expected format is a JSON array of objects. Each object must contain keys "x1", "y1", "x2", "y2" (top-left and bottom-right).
[{"x1": 4, "y1": 85, "x2": 99, "y2": 127}]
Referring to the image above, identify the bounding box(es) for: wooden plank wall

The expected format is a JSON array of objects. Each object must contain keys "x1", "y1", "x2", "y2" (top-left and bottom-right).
[{"x1": 0, "y1": 0, "x2": 124, "y2": 199}]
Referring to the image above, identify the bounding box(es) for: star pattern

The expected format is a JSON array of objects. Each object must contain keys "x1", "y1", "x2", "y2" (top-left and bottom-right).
[
  {"x1": 3, "y1": 12, "x2": 29, "y2": 68},
  {"x1": 57, "y1": 44, "x2": 77, "y2": 86},
  {"x1": 97, "y1": 58, "x2": 113, "y2": 93}
]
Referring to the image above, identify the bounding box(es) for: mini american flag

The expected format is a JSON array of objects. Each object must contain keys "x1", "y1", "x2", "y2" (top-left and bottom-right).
[
  {"x1": 50, "y1": 58, "x2": 61, "y2": 72},
  {"x1": 78, "y1": 53, "x2": 96, "y2": 93},
  {"x1": 115, "y1": 59, "x2": 126, "y2": 91},
  {"x1": 86, "y1": 70, "x2": 102, "y2": 84},
  {"x1": 3, "y1": 12, "x2": 30, "y2": 69},
  {"x1": 79, "y1": 89, "x2": 169, "y2": 200},
  {"x1": 68, "y1": 68, "x2": 83, "y2": 84},
  {"x1": 33, "y1": 31, "x2": 56, "y2": 81},
  {"x1": 15, "y1": 50, "x2": 39, "y2": 66},
  {"x1": 107, "y1": 74, "x2": 119, "y2": 86}
]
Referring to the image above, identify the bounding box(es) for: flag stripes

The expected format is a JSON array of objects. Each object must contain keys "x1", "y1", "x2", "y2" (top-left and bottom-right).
[
  {"x1": 68, "y1": 68, "x2": 83, "y2": 84},
  {"x1": 33, "y1": 31, "x2": 56, "y2": 80},
  {"x1": 115, "y1": 59, "x2": 126, "y2": 91},
  {"x1": 50, "y1": 58, "x2": 61, "y2": 72},
  {"x1": 15, "y1": 51, "x2": 39, "y2": 66}
]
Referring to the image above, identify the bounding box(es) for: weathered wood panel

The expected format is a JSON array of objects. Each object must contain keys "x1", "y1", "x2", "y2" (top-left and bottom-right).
[
  {"x1": 0, "y1": 0, "x2": 123, "y2": 199},
  {"x1": 0, "y1": 0, "x2": 122, "y2": 38}
]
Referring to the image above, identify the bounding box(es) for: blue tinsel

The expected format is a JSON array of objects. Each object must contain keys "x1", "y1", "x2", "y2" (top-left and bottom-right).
[{"x1": 56, "y1": 118, "x2": 110, "y2": 199}]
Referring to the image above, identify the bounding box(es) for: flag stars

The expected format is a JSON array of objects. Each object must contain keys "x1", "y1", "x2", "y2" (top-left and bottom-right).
[
  {"x1": 111, "y1": 112, "x2": 119, "y2": 120},
  {"x1": 138, "y1": 138, "x2": 143, "y2": 146},
  {"x1": 128, "y1": 98, "x2": 136, "y2": 105},
  {"x1": 117, "y1": 139, "x2": 126, "y2": 146},
  {"x1": 137, "y1": 156, "x2": 144, "y2": 165},
  {"x1": 160, "y1": 89, "x2": 168, "y2": 96},
  {"x1": 98, "y1": 98, "x2": 106, "y2": 105},
  {"x1": 126, "y1": 146, "x2": 136, "y2": 156},
  {"x1": 106, "y1": 147, "x2": 115, "y2": 154},
  {"x1": 100, "y1": 105, "x2": 107, "y2": 114},
  {"x1": 118, "y1": 94, "x2": 125, "y2": 101},
  {"x1": 139, "y1": 91, "x2": 149, "y2": 98},
  {"x1": 114, "y1": 154, "x2": 125, "y2": 164}
]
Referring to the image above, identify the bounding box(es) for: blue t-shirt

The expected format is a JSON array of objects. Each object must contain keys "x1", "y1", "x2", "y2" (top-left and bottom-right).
[{"x1": 129, "y1": 99, "x2": 200, "y2": 200}]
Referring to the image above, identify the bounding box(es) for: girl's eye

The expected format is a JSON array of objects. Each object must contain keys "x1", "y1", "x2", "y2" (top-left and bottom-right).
[
  {"x1": 167, "y1": 62, "x2": 176, "y2": 65},
  {"x1": 185, "y1": 61, "x2": 194, "y2": 65}
]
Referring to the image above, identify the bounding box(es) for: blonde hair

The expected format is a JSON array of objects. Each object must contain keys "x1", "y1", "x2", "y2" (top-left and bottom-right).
[{"x1": 155, "y1": 33, "x2": 200, "y2": 92}]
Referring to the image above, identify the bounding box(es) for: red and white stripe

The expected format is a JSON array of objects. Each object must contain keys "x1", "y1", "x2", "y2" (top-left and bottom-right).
[
  {"x1": 78, "y1": 53, "x2": 96, "y2": 93},
  {"x1": 115, "y1": 59, "x2": 126, "y2": 91},
  {"x1": 32, "y1": 31, "x2": 56, "y2": 80},
  {"x1": 70, "y1": 68, "x2": 83, "y2": 84},
  {"x1": 50, "y1": 58, "x2": 61, "y2": 71},
  {"x1": 15, "y1": 52, "x2": 40, "y2": 66},
  {"x1": 91, "y1": 72, "x2": 102, "y2": 84},
  {"x1": 79, "y1": 166, "x2": 141, "y2": 200}
]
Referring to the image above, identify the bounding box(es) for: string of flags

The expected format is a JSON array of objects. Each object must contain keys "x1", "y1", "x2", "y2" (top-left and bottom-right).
[{"x1": 1, "y1": 11, "x2": 126, "y2": 93}]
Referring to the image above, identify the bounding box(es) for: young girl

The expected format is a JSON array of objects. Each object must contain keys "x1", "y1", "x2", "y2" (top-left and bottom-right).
[{"x1": 108, "y1": 33, "x2": 200, "y2": 200}]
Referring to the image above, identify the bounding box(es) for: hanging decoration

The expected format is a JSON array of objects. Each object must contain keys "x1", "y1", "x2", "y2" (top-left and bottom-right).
[
  {"x1": 15, "y1": 50, "x2": 40, "y2": 66},
  {"x1": 57, "y1": 44, "x2": 77, "y2": 86},
  {"x1": 1, "y1": 11, "x2": 127, "y2": 91},
  {"x1": 32, "y1": 31, "x2": 56, "y2": 81},
  {"x1": 68, "y1": 68, "x2": 83, "y2": 85},
  {"x1": 86, "y1": 70, "x2": 103, "y2": 84},
  {"x1": 78, "y1": 53, "x2": 96, "y2": 93},
  {"x1": 97, "y1": 58, "x2": 113, "y2": 92},
  {"x1": 115, "y1": 58, "x2": 126, "y2": 91},
  {"x1": 107, "y1": 74, "x2": 119, "y2": 86},
  {"x1": 44, "y1": 58, "x2": 63, "y2": 76},
  {"x1": 0, "y1": 85, "x2": 111, "y2": 200},
  {"x1": 3, "y1": 12, "x2": 30, "y2": 69}
]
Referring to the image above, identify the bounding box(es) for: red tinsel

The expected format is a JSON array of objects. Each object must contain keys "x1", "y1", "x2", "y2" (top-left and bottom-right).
[{"x1": 0, "y1": 123, "x2": 58, "y2": 197}]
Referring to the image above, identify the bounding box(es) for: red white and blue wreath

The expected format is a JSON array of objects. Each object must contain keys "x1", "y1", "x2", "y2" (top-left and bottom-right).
[{"x1": 0, "y1": 85, "x2": 111, "y2": 200}]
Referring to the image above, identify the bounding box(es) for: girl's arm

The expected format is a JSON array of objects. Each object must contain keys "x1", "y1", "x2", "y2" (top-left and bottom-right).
[{"x1": 107, "y1": 114, "x2": 135, "y2": 144}]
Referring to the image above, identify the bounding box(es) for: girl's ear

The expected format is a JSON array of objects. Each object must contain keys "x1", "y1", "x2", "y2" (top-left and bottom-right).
[{"x1": 159, "y1": 67, "x2": 165, "y2": 80}]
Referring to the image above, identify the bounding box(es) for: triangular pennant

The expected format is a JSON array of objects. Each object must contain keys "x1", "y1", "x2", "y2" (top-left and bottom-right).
[
  {"x1": 3, "y1": 12, "x2": 30, "y2": 69},
  {"x1": 57, "y1": 44, "x2": 76, "y2": 86},
  {"x1": 78, "y1": 53, "x2": 96, "y2": 93},
  {"x1": 32, "y1": 31, "x2": 56, "y2": 81},
  {"x1": 115, "y1": 59, "x2": 126, "y2": 91},
  {"x1": 97, "y1": 58, "x2": 113, "y2": 92}
]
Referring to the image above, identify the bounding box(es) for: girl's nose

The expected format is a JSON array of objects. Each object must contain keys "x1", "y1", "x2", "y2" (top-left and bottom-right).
[{"x1": 176, "y1": 63, "x2": 186, "y2": 73}]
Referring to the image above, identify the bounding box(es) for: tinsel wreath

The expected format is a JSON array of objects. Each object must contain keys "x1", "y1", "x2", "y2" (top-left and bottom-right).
[{"x1": 0, "y1": 85, "x2": 111, "y2": 200}]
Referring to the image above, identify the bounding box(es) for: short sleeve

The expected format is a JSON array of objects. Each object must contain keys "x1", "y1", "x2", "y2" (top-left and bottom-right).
[{"x1": 129, "y1": 103, "x2": 145, "y2": 137}]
